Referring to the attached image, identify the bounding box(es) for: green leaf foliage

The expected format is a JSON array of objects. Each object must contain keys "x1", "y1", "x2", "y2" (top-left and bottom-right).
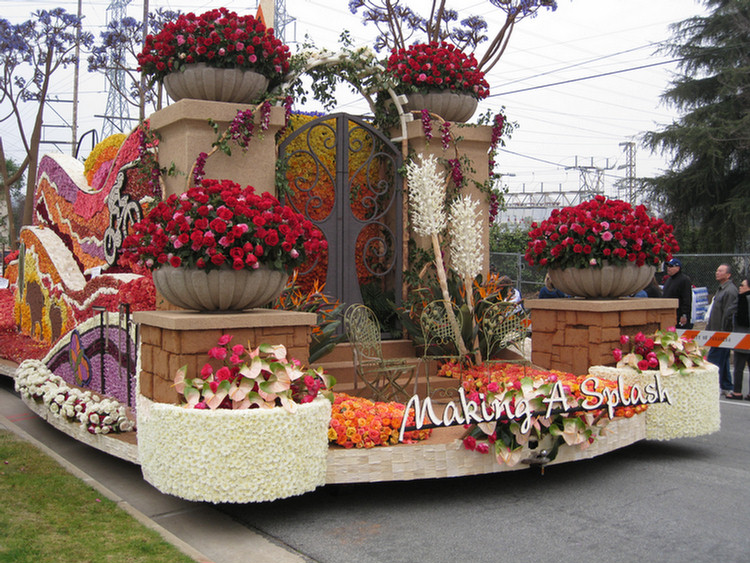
[{"x1": 642, "y1": 0, "x2": 750, "y2": 252}]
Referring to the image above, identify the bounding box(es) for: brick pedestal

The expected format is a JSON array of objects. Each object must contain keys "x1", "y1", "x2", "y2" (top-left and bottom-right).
[
  {"x1": 525, "y1": 298, "x2": 678, "y2": 375},
  {"x1": 135, "y1": 309, "x2": 317, "y2": 404}
]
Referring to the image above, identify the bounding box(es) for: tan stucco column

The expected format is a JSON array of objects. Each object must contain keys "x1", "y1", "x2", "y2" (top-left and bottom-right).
[
  {"x1": 150, "y1": 99, "x2": 286, "y2": 198},
  {"x1": 402, "y1": 120, "x2": 493, "y2": 274}
]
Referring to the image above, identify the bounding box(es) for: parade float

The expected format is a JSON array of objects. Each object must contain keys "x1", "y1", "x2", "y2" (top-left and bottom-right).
[{"x1": 0, "y1": 6, "x2": 721, "y2": 504}]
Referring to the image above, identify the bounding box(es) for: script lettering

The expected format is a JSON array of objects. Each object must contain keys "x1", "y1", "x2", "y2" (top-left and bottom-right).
[{"x1": 543, "y1": 381, "x2": 569, "y2": 417}]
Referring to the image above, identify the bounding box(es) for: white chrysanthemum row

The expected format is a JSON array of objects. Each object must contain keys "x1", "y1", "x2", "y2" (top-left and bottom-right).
[
  {"x1": 136, "y1": 394, "x2": 331, "y2": 503},
  {"x1": 588, "y1": 364, "x2": 720, "y2": 441},
  {"x1": 448, "y1": 195, "x2": 484, "y2": 280},
  {"x1": 14, "y1": 359, "x2": 135, "y2": 434}
]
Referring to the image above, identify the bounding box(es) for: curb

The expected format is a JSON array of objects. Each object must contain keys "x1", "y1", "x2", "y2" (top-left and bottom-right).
[{"x1": 0, "y1": 412, "x2": 215, "y2": 563}]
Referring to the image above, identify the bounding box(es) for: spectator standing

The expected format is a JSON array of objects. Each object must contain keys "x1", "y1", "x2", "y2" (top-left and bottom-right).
[
  {"x1": 644, "y1": 275, "x2": 663, "y2": 298},
  {"x1": 706, "y1": 263, "x2": 738, "y2": 394},
  {"x1": 498, "y1": 275, "x2": 523, "y2": 311},
  {"x1": 662, "y1": 258, "x2": 692, "y2": 328},
  {"x1": 727, "y1": 278, "x2": 750, "y2": 400}
]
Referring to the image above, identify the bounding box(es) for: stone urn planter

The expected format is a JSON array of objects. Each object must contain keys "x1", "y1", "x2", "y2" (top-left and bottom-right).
[
  {"x1": 403, "y1": 91, "x2": 478, "y2": 123},
  {"x1": 163, "y1": 63, "x2": 269, "y2": 104},
  {"x1": 136, "y1": 394, "x2": 332, "y2": 503},
  {"x1": 152, "y1": 265, "x2": 289, "y2": 311},
  {"x1": 548, "y1": 263, "x2": 656, "y2": 299}
]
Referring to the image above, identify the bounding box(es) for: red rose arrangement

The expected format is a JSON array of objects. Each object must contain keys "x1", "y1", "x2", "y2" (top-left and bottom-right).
[
  {"x1": 387, "y1": 41, "x2": 490, "y2": 100},
  {"x1": 525, "y1": 195, "x2": 679, "y2": 270},
  {"x1": 119, "y1": 178, "x2": 327, "y2": 274},
  {"x1": 137, "y1": 7, "x2": 291, "y2": 85}
]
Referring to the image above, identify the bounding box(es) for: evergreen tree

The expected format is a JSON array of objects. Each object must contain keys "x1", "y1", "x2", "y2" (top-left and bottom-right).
[{"x1": 642, "y1": 0, "x2": 750, "y2": 252}]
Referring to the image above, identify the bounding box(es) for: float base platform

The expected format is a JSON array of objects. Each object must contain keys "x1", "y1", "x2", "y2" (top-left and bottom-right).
[{"x1": 19, "y1": 394, "x2": 646, "y2": 484}]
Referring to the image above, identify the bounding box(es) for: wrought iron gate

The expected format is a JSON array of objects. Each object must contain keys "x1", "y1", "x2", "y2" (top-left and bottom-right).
[{"x1": 278, "y1": 113, "x2": 403, "y2": 311}]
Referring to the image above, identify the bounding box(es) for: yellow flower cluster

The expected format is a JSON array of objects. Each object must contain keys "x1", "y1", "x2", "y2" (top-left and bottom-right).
[{"x1": 83, "y1": 133, "x2": 126, "y2": 187}]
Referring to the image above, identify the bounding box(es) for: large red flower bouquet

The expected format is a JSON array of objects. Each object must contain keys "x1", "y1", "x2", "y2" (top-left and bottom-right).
[
  {"x1": 119, "y1": 179, "x2": 327, "y2": 274},
  {"x1": 387, "y1": 41, "x2": 490, "y2": 100},
  {"x1": 525, "y1": 195, "x2": 678, "y2": 269},
  {"x1": 137, "y1": 7, "x2": 291, "y2": 85}
]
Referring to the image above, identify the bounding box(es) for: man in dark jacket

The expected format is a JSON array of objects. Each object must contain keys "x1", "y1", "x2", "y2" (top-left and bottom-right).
[
  {"x1": 706, "y1": 263, "x2": 739, "y2": 394},
  {"x1": 662, "y1": 258, "x2": 692, "y2": 328}
]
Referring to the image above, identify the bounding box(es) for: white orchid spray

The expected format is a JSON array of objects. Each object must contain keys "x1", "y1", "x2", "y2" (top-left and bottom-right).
[
  {"x1": 405, "y1": 153, "x2": 467, "y2": 357},
  {"x1": 405, "y1": 153, "x2": 447, "y2": 237},
  {"x1": 449, "y1": 194, "x2": 483, "y2": 295},
  {"x1": 449, "y1": 195, "x2": 484, "y2": 363}
]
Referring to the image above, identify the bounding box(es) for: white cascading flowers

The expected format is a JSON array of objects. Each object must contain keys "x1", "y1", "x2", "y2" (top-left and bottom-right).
[
  {"x1": 449, "y1": 195, "x2": 483, "y2": 281},
  {"x1": 449, "y1": 194, "x2": 484, "y2": 363},
  {"x1": 405, "y1": 153, "x2": 446, "y2": 237},
  {"x1": 405, "y1": 153, "x2": 467, "y2": 356}
]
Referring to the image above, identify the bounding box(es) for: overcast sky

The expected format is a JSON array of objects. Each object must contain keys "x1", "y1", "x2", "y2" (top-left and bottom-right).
[{"x1": 1, "y1": 0, "x2": 708, "y2": 205}]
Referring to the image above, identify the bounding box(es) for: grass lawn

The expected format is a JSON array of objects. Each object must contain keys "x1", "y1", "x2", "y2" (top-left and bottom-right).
[{"x1": 0, "y1": 429, "x2": 197, "y2": 563}]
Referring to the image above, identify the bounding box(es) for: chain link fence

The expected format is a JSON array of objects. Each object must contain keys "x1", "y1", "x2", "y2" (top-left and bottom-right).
[{"x1": 489, "y1": 252, "x2": 750, "y2": 301}]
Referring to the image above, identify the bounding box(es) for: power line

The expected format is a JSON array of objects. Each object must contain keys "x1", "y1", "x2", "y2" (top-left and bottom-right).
[
  {"x1": 491, "y1": 58, "x2": 681, "y2": 97},
  {"x1": 495, "y1": 42, "x2": 662, "y2": 89}
]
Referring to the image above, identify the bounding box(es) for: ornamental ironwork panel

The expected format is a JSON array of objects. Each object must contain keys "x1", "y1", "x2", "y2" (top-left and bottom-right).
[{"x1": 278, "y1": 113, "x2": 402, "y2": 310}]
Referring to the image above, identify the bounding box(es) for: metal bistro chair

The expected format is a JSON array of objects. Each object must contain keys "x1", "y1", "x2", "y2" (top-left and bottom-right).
[
  {"x1": 480, "y1": 300, "x2": 531, "y2": 362},
  {"x1": 343, "y1": 304, "x2": 418, "y2": 402},
  {"x1": 419, "y1": 299, "x2": 465, "y2": 398}
]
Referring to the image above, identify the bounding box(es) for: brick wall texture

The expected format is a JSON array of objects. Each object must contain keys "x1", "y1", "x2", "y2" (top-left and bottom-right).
[
  {"x1": 530, "y1": 304, "x2": 675, "y2": 376},
  {"x1": 139, "y1": 322, "x2": 311, "y2": 404}
]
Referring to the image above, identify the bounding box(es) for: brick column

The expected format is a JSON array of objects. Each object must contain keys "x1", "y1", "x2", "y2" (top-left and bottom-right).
[
  {"x1": 525, "y1": 298, "x2": 678, "y2": 375},
  {"x1": 135, "y1": 309, "x2": 316, "y2": 404}
]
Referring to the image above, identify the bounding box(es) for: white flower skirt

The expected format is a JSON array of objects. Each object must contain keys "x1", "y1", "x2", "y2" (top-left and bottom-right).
[
  {"x1": 136, "y1": 394, "x2": 332, "y2": 503},
  {"x1": 588, "y1": 365, "x2": 720, "y2": 441}
]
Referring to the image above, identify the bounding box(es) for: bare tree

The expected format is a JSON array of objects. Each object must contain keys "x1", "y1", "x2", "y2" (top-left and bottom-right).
[{"x1": 0, "y1": 9, "x2": 93, "y2": 228}]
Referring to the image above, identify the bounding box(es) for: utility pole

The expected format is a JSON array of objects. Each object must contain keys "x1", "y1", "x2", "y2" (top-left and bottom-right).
[
  {"x1": 274, "y1": 0, "x2": 296, "y2": 43},
  {"x1": 140, "y1": 0, "x2": 149, "y2": 120},
  {"x1": 72, "y1": 0, "x2": 82, "y2": 156}
]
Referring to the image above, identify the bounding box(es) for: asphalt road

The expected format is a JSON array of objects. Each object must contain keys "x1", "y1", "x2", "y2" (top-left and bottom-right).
[{"x1": 2, "y1": 375, "x2": 749, "y2": 563}]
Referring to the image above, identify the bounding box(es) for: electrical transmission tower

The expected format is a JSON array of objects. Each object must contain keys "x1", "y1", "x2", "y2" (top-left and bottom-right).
[
  {"x1": 101, "y1": 0, "x2": 132, "y2": 138},
  {"x1": 616, "y1": 141, "x2": 637, "y2": 205},
  {"x1": 274, "y1": 0, "x2": 296, "y2": 43},
  {"x1": 566, "y1": 156, "x2": 614, "y2": 199}
]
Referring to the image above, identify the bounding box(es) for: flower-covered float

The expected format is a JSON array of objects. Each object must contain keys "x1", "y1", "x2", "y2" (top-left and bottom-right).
[{"x1": 0, "y1": 6, "x2": 720, "y2": 504}]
